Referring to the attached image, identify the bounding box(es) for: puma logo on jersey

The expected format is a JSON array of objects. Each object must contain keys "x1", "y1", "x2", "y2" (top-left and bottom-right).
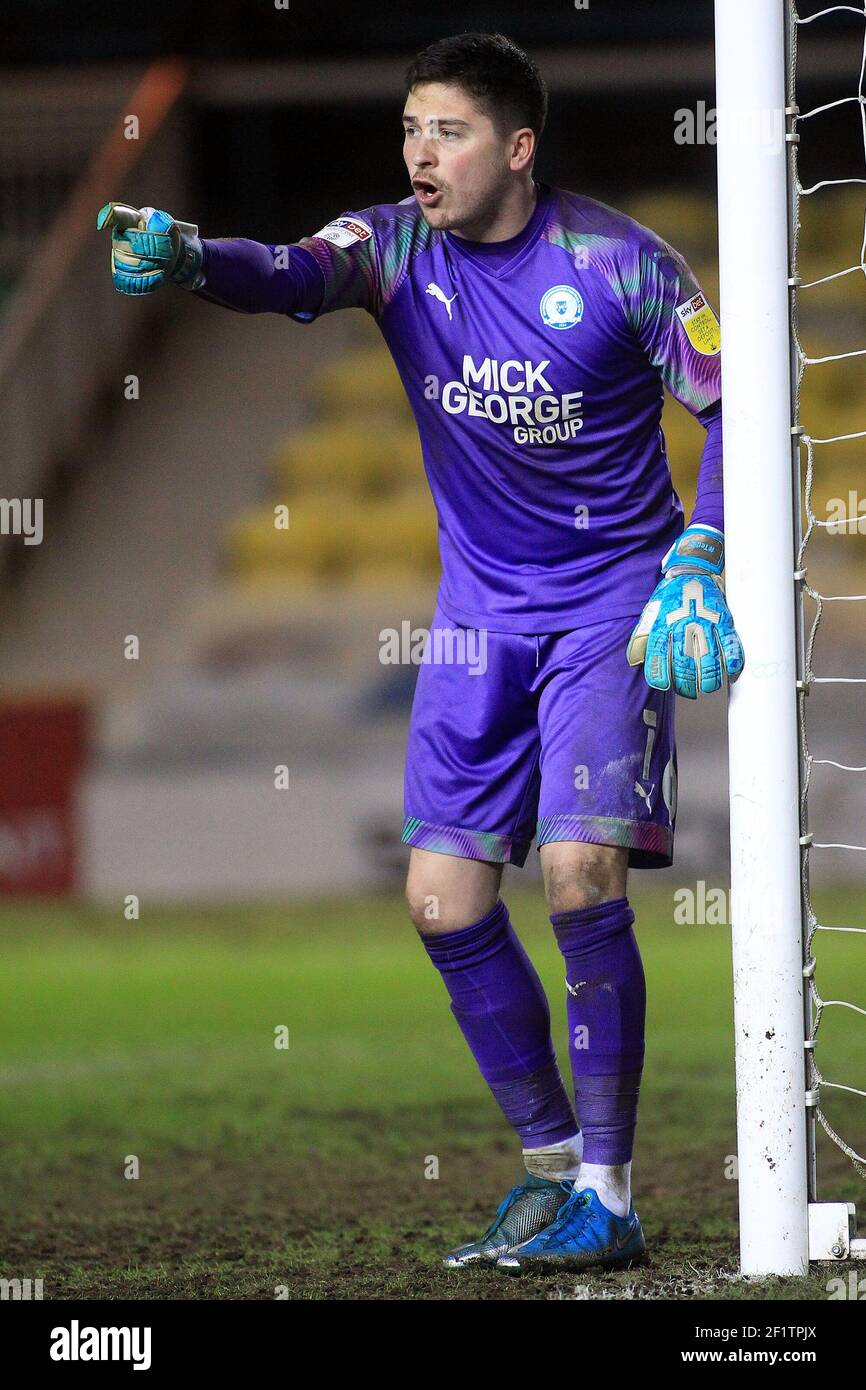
[
  {"x1": 426, "y1": 282, "x2": 458, "y2": 320},
  {"x1": 634, "y1": 781, "x2": 656, "y2": 812}
]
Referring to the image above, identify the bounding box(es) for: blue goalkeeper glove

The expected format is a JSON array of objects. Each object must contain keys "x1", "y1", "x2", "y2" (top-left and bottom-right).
[
  {"x1": 626, "y1": 524, "x2": 745, "y2": 699},
  {"x1": 96, "y1": 202, "x2": 204, "y2": 295}
]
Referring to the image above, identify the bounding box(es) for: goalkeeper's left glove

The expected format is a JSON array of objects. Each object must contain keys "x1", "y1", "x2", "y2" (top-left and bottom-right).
[
  {"x1": 626, "y1": 524, "x2": 745, "y2": 699},
  {"x1": 96, "y1": 202, "x2": 204, "y2": 295}
]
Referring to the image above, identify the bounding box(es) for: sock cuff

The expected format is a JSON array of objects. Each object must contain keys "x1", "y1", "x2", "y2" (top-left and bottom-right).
[
  {"x1": 550, "y1": 896, "x2": 635, "y2": 951},
  {"x1": 549, "y1": 896, "x2": 632, "y2": 929},
  {"x1": 420, "y1": 897, "x2": 511, "y2": 968}
]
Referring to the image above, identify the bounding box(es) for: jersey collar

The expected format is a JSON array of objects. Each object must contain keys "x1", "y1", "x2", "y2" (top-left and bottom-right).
[{"x1": 442, "y1": 181, "x2": 553, "y2": 279}]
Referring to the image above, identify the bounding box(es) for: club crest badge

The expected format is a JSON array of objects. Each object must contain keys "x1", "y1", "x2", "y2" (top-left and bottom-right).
[{"x1": 540, "y1": 284, "x2": 584, "y2": 330}]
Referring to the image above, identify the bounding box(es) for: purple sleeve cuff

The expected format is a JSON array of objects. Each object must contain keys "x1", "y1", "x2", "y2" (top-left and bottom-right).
[
  {"x1": 194, "y1": 239, "x2": 324, "y2": 317},
  {"x1": 689, "y1": 398, "x2": 724, "y2": 535}
]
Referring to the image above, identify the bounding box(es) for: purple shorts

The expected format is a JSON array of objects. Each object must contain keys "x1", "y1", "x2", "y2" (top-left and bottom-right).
[{"x1": 402, "y1": 604, "x2": 677, "y2": 869}]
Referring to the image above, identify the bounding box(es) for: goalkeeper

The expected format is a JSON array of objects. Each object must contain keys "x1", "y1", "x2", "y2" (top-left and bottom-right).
[{"x1": 98, "y1": 31, "x2": 744, "y2": 1274}]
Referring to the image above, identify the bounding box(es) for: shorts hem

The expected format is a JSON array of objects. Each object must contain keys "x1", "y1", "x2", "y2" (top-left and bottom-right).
[
  {"x1": 536, "y1": 814, "x2": 673, "y2": 870},
  {"x1": 402, "y1": 816, "x2": 531, "y2": 866}
]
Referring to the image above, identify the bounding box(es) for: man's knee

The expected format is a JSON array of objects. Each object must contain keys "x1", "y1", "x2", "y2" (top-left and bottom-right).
[
  {"x1": 405, "y1": 879, "x2": 448, "y2": 933},
  {"x1": 541, "y1": 842, "x2": 628, "y2": 916},
  {"x1": 405, "y1": 849, "x2": 503, "y2": 935}
]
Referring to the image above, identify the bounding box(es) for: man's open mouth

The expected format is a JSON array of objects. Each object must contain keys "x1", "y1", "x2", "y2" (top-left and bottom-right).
[{"x1": 412, "y1": 179, "x2": 444, "y2": 206}]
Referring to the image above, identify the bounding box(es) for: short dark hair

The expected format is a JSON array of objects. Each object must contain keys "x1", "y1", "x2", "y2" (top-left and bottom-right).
[{"x1": 404, "y1": 32, "x2": 548, "y2": 142}]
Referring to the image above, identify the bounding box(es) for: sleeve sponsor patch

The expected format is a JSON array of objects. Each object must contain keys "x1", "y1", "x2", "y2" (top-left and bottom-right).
[
  {"x1": 312, "y1": 217, "x2": 373, "y2": 249},
  {"x1": 675, "y1": 292, "x2": 721, "y2": 356}
]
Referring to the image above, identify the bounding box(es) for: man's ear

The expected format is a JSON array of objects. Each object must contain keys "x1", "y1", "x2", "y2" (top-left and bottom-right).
[{"x1": 510, "y1": 128, "x2": 536, "y2": 172}]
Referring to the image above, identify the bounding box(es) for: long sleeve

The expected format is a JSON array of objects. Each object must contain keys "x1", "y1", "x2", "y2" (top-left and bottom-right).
[
  {"x1": 193, "y1": 239, "x2": 325, "y2": 318},
  {"x1": 690, "y1": 398, "x2": 724, "y2": 534}
]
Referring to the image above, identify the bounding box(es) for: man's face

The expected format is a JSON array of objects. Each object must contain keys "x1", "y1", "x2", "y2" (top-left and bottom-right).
[{"x1": 402, "y1": 82, "x2": 524, "y2": 234}]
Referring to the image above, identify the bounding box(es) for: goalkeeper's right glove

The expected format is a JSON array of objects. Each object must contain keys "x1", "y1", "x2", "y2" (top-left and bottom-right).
[{"x1": 96, "y1": 202, "x2": 204, "y2": 295}]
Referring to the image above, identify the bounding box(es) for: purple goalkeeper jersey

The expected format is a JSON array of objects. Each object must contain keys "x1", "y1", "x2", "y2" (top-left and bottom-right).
[{"x1": 269, "y1": 183, "x2": 722, "y2": 632}]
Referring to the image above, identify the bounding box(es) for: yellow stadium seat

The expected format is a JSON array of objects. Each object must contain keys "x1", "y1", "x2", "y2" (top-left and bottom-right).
[
  {"x1": 227, "y1": 490, "x2": 439, "y2": 584},
  {"x1": 351, "y1": 494, "x2": 439, "y2": 572},
  {"x1": 227, "y1": 497, "x2": 355, "y2": 580},
  {"x1": 624, "y1": 190, "x2": 718, "y2": 265},
  {"x1": 310, "y1": 348, "x2": 413, "y2": 423},
  {"x1": 273, "y1": 421, "x2": 423, "y2": 497}
]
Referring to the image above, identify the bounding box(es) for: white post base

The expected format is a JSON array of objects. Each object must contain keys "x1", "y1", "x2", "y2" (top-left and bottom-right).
[{"x1": 808, "y1": 1202, "x2": 862, "y2": 1260}]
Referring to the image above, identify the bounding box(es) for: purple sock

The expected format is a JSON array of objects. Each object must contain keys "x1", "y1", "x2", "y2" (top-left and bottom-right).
[
  {"x1": 550, "y1": 897, "x2": 645, "y2": 1165},
  {"x1": 421, "y1": 899, "x2": 577, "y2": 1149}
]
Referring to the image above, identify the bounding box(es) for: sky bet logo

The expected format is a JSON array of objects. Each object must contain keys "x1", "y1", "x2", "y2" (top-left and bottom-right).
[
  {"x1": 434, "y1": 355, "x2": 584, "y2": 447},
  {"x1": 50, "y1": 1320, "x2": 152, "y2": 1371}
]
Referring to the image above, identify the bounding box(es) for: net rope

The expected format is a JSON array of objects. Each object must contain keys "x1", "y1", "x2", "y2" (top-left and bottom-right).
[{"x1": 789, "y1": 0, "x2": 866, "y2": 1178}]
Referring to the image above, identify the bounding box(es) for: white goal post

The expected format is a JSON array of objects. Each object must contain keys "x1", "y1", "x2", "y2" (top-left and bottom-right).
[
  {"x1": 715, "y1": 0, "x2": 866, "y2": 1277},
  {"x1": 715, "y1": 0, "x2": 810, "y2": 1278}
]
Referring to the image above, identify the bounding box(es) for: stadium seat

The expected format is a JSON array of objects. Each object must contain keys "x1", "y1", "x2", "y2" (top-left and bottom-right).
[
  {"x1": 273, "y1": 421, "x2": 423, "y2": 497},
  {"x1": 310, "y1": 347, "x2": 414, "y2": 424}
]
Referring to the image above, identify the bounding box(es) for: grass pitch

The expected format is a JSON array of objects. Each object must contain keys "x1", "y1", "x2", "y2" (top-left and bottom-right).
[{"x1": 0, "y1": 885, "x2": 863, "y2": 1301}]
